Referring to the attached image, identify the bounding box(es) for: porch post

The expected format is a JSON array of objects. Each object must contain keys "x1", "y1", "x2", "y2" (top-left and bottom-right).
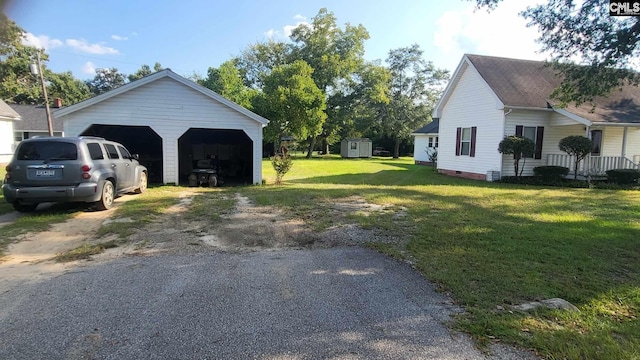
[
  {"x1": 622, "y1": 126, "x2": 628, "y2": 158},
  {"x1": 585, "y1": 126, "x2": 590, "y2": 179}
]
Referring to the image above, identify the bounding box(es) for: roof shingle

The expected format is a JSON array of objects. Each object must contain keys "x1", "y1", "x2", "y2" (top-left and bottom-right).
[{"x1": 466, "y1": 54, "x2": 640, "y2": 124}]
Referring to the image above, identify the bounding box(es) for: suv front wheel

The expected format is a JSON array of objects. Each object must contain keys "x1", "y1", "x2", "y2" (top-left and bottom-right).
[{"x1": 95, "y1": 180, "x2": 115, "y2": 210}]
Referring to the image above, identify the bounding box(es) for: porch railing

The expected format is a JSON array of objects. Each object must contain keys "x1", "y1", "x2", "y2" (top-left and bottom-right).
[{"x1": 547, "y1": 154, "x2": 640, "y2": 176}]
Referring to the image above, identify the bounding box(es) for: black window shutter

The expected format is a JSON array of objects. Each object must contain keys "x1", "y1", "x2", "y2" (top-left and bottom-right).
[
  {"x1": 515, "y1": 125, "x2": 523, "y2": 137},
  {"x1": 470, "y1": 127, "x2": 477, "y2": 157},
  {"x1": 455, "y1": 127, "x2": 461, "y2": 156},
  {"x1": 535, "y1": 127, "x2": 544, "y2": 159}
]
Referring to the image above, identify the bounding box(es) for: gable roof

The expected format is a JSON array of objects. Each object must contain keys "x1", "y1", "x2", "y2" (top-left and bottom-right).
[
  {"x1": 55, "y1": 69, "x2": 269, "y2": 126},
  {"x1": 412, "y1": 119, "x2": 439, "y2": 135},
  {"x1": 435, "y1": 54, "x2": 640, "y2": 125},
  {"x1": 0, "y1": 99, "x2": 21, "y2": 121},
  {"x1": 10, "y1": 104, "x2": 63, "y2": 131}
]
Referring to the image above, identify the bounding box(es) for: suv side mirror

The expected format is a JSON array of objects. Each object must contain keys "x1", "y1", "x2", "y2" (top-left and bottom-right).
[{"x1": 131, "y1": 154, "x2": 140, "y2": 161}]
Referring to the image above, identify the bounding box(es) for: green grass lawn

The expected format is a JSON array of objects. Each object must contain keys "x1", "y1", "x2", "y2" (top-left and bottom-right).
[
  {"x1": 0, "y1": 155, "x2": 637, "y2": 358},
  {"x1": 251, "y1": 155, "x2": 640, "y2": 359}
]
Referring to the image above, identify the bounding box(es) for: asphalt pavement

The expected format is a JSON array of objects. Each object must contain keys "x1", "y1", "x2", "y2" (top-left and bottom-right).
[{"x1": 0, "y1": 248, "x2": 534, "y2": 359}]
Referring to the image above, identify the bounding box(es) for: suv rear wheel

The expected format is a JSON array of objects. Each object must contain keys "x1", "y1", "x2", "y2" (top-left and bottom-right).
[
  {"x1": 95, "y1": 180, "x2": 115, "y2": 210},
  {"x1": 13, "y1": 202, "x2": 38, "y2": 213}
]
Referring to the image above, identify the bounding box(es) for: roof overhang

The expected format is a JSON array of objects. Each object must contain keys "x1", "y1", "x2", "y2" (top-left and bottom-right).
[
  {"x1": 55, "y1": 69, "x2": 269, "y2": 127},
  {"x1": 552, "y1": 108, "x2": 592, "y2": 126}
]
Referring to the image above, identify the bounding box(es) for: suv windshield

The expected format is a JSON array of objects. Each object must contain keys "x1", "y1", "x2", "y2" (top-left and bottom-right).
[{"x1": 16, "y1": 141, "x2": 78, "y2": 161}]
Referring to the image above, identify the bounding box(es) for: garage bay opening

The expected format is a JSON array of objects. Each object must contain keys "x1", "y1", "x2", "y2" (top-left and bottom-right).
[{"x1": 178, "y1": 128, "x2": 253, "y2": 186}]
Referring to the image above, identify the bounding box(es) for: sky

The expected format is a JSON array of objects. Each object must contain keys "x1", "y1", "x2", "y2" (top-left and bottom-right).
[{"x1": 4, "y1": 0, "x2": 549, "y2": 80}]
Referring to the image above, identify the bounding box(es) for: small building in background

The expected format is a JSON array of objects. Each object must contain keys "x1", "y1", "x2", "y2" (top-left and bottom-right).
[
  {"x1": 340, "y1": 138, "x2": 372, "y2": 158},
  {"x1": 412, "y1": 119, "x2": 439, "y2": 165}
]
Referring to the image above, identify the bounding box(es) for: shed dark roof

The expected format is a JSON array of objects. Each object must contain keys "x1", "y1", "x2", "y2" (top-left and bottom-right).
[
  {"x1": 413, "y1": 119, "x2": 439, "y2": 134},
  {"x1": 466, "y1": 54, "x2": 640, "y2": 124},
  {"x1": 9, "y1": 104, "x2": 63, "y2": 131}
]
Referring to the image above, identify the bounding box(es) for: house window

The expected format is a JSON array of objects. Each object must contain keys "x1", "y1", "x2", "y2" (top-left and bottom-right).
[
  {"x1": 435, "y1": 136, "x2": 439, "y2": 148},
  {"x1": 515, "y1": 125, "x2": 544, "y2": 159},
  {"x1": 460, "y1": 128, "x2": 471, "y2": 155},
  {"x1": 456, "y1": 127, "x2": 476, "y2": 157},
  {"x1": 428, "y1": 137, "x2": 434, "y2": 148},
  {"x1": 591, "y1": 130, "x2": 602, "y2": 156},
  {"x1": 350, "y1": 142, "x2": 357, "y2": 150}
]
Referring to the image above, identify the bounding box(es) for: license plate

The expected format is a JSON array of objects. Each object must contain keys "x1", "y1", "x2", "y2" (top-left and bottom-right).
[{"x1": 36, "y1": 169, "x2": 55, "y2": 177}]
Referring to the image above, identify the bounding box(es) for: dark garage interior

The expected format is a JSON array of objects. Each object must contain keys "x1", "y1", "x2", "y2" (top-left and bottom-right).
[
  {"x1": 178, "y1": 128, "x2": 253, "y2": 185},
  {"x1": 80, "y1": 125, "x2": 163, "y2": 184}
]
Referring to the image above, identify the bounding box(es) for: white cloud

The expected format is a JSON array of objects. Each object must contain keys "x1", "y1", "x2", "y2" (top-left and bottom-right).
[
  {"x1": 21, "y1": 33, "x2": 63, "y2": 50},
  {"x1": 66, "y1": 39, "x2": 119, "y2": 55},
  {"x1": 111, "y1": 35, "x2": 128, "y2": 41},
  {"x1": 264, "y1": 29, "x2": 278, "y2": 39},
  {"x1": 265, "y1": 14, "x2": 310, "y2": 39},
  {"x1": 82, "y1": 61, "x2": 96, "y2": 75},
  {"x1": 433, "y1": 1, "x2": 549, "y2": 68}
]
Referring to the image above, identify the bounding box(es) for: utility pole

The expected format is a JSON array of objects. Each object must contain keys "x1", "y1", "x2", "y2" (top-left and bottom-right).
[{"x1": 31, "y1": 50, "x2": 54, "y2": 136}]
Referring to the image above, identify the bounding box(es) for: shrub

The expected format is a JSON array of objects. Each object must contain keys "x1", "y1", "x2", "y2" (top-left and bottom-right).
[
  {"x1": 533, "y1": 166, "x2": 569, "y2": 182},
  {"x1": 497, "y1": 136, "x2": 535, "y2": 178},
  {"x1": 605, "y1": 169, "x2": 640, "y2": 185},
  {"x1": 558, "y1": 136, "x2": 593, "y2": 180},
  {"x1": 271, "y1": 149, "x2": 293, "y2": 185}
]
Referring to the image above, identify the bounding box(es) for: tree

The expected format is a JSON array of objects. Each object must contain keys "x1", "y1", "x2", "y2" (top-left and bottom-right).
[
  {"x1": 128, "y1": 62, "x2": 163, "y2": 82},
  {"x1": 473, "y1": 0, "x2": 640, "y2": 105},
  {"x1": 199, "y1": 60, "x2": 254, "y2": 109},
  {"x1": 85, "y1": 67, "x2": 126, "y2": 96},
  {"x1": 255, "y1": 60, "x2": 327, "y2": 151},
  {"x1": 235, "y1": 40, "x2": 293, "y2": 89},
  {"x1": 47, "y1": 71, "x2": 91, "y2": 105},
  {"x1": 380, "y1": 44, "x2": 449, "y2": 158},
  {"x1": 289, "y1": 8, "x2": 370, "y2": 157},
  {"x1": 0, "y1": 14, "x2": 44, "y2": 103},
  {"x1": 497, "y1": 136, "x2": 535, "y2": 178},
  {"x1": 558, "y1": 135, "x2": 593, "y2": 180}
]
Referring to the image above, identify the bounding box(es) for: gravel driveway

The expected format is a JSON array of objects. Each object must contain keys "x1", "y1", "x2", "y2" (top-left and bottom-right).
[
  {"x1": 0, "y1": 193, "x2": 538, "y2": 359},
  {"x1": 0, "y1": 248, "x2": 537, "y2": 359}
]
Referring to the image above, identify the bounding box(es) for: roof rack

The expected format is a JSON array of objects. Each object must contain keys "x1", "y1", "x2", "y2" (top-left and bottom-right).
[{"x1": 77, "y1": 136, "x2": 105, "y2": 140}]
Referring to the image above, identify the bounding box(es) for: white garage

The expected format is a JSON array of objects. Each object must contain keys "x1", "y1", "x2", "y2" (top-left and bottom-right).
[{"x1": 56, "y1": 69, "x2": 268, "y2": 185}]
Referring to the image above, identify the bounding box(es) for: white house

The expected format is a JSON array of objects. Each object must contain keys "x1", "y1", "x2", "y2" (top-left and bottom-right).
[
  {"x1": 432, "y1": 54, "x2": 640, "y2": 180},
  {"x1": 0, "y1": 100, "x2": 21, "y2": 163},
  {"x1": 412, "y1": 119, "x2": 439, "y2": 165},
  {"x1": 56, "y1": 69, "x2": 268, "y2": 185}
]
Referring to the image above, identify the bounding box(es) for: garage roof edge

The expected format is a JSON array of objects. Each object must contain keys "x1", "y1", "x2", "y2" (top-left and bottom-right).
[{"x1": 55, "y1": 69, "x2": 269, "y2": 126}]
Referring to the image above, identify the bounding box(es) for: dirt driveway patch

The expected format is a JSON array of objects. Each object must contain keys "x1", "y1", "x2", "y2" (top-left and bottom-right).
[{"x1": 0, "y1": 191, "x2": 402, "y2": 284}]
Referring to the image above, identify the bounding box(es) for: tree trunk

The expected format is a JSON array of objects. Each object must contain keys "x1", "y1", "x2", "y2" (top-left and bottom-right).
[
  {"x1": 322, "y1": 138, "x2": 329, "y2": 155},
  {"x1": 306, "y1": 136, "x2": 317, "y2": 159},
  {"x1": 393, "y1": 137, "x2": 400, "y2": 159},
  {"x1": 514, "y1": 158, "x2": 519, "y2": 179}
]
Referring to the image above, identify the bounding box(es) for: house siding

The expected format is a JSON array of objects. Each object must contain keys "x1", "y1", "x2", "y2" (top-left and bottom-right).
[
  {"x1": 0, "y1": 119, "x2": 14, "y2": 163},
  {"x1": 62, "y1": 77, "x2": 263, "y2": 184},
  {"x1": 413, "y1": 134, "x2": 437, "y2": 163},
  {"x1": 501, "y1": 110, "x2": 551, "y2": 176},
  {"x1": 437, "y1": 63, "x2": 504, "y2": 179}
]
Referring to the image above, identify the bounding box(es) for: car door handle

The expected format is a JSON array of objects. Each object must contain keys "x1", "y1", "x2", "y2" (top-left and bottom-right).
[{"x1": 111, "y1": 164, "x2": 116, "y2": 168}]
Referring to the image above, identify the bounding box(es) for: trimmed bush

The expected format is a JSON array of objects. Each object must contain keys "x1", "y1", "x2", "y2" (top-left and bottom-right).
[
  {"x1": 605, "y1": 169, "x2": 640, "y2": 185},
  {"x1": 533, "y1": 166, "x2": 569, "y2": 182}
]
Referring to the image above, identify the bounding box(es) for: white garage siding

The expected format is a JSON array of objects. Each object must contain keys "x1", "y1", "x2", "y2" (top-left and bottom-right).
[
  {"x1": 0, "y1": 119, "x2": 15, "y2": 163},
  {"x1": 437, "y1": 62, "x2": 505, "y2": 178},
  {"x1": 59, "y1": 71, "x2": 267, "y2": 185}
]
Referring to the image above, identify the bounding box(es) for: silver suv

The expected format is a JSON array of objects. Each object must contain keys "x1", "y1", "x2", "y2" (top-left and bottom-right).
[{"x1": 3, "y1": 136, "x2": 147, "y2": 212}]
